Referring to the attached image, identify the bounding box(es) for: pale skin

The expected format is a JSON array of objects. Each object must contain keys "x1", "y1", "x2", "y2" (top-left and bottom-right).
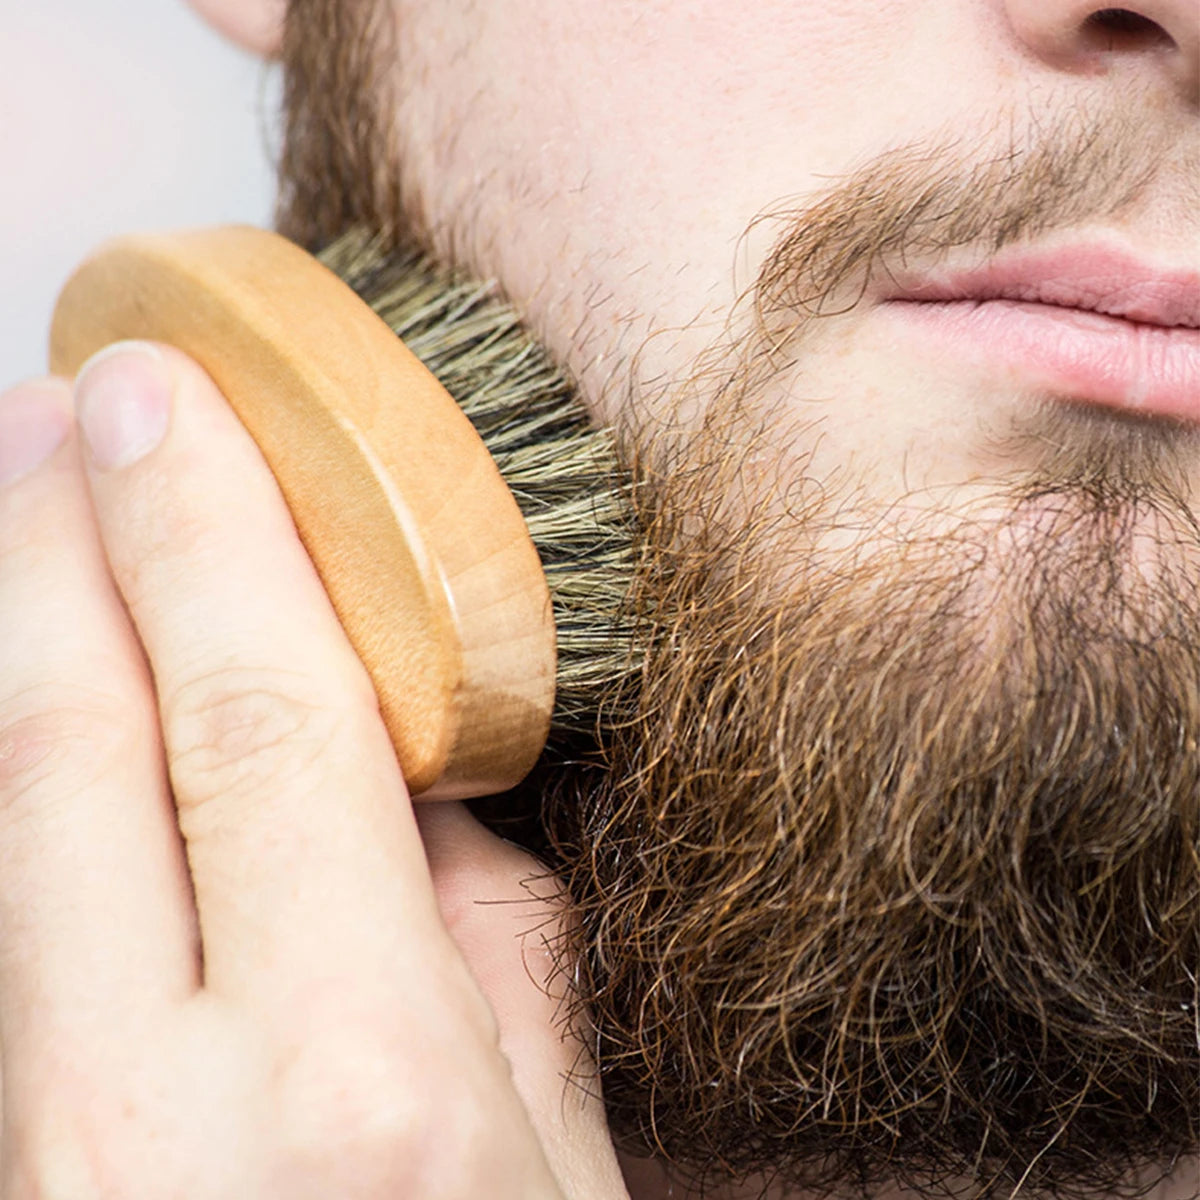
[{"x1": 2, "y1": 2, "x2": 1198, "y2": 1199}]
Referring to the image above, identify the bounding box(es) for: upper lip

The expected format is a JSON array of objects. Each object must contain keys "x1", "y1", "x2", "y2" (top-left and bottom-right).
[{"x1": 881, "y1": 245, "x2": 1200, "y2": 330}]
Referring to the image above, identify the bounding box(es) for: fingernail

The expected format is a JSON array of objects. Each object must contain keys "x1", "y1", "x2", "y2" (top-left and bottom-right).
[
  {"x1": 75, "y1": 342, "x2": 171, "y2": 471},
  {"x1": 0, "y1": 380, "x2": 72, "y2": 488}
]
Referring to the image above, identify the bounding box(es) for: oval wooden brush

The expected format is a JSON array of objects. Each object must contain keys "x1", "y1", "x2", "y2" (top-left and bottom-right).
[{"x1": 50, "y1": 226, "x2": 629, "y2": 801}]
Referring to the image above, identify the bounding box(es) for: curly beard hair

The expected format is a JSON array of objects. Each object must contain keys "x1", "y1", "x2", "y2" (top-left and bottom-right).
[
  {"x1": 542, "y1": 404, "x2": 1200, "y2": 1197},
  {"x1": 275, "y1": 5, "x2": 1200, "y2": 1192}
]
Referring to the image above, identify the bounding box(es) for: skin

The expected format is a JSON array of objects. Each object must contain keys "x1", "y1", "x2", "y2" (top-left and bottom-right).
[
  {"x1": 0, "y1": 349, "x2": 625, "y2": 1198},
  {"x1": 2, "y1": 1, "x2": 1197, "y2": 1198},
  {"x1": 376, "y1": 1, "x2": 1198, "y2": 441}
]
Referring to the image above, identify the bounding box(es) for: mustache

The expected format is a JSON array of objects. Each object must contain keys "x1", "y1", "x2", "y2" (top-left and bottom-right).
[
  {"x1": 652, "y1": 93, "x2": 1200, "y2": 527},
  {"x1": 750, "y1": 93, "x2": 1184, "y2": 339}
]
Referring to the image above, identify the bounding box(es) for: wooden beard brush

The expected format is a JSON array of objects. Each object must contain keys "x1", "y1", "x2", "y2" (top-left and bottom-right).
[{"x1": 50, "y1": 227, "x2": 638, "y2": 801}]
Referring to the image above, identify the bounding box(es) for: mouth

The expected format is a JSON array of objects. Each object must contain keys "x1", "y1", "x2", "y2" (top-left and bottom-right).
[{"x1": 878, "y1": 245, "x2": 1200, "y2": 422}]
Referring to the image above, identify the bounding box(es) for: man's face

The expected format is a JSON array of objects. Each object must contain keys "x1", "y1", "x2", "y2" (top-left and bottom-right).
[
  {"x1": 295, "y1": 0, "x2": 1196, "y2": 430},
  {"x1": 280, "y1": 0, "x2": 1200, "y2": 571},
  {"x1": 276, "y1": 2, "x2": 1200, "y2": 1196}
]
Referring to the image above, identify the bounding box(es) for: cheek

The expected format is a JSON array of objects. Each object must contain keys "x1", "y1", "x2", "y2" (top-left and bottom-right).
[
  {"x1": 406, "y1": 0, "x2": 991, "y2": 410},
  {"x1": 475, "y1": 0, "x2": 924, "y2": 166},
  {"x1": 438, "y1": 0, "x2": 976, "y2": 272}
]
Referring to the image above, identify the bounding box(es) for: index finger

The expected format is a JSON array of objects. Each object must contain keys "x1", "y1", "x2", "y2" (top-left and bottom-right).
[{"x1": 73, "y1": 343, "x2": 466, "y2": 1016}]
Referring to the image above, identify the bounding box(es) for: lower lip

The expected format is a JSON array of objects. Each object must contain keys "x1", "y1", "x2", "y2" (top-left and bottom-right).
[{"x1": 880, "y1": 299, "x2": 1200, "y2": 422}]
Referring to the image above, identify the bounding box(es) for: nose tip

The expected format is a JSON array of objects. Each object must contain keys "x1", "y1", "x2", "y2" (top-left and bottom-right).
[{"x1": 1005, "y1": 2, "x2": 1200, "y2": 102}]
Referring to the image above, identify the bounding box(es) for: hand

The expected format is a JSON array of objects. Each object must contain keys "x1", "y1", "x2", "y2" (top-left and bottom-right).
[{"x1": 0, "y1": 345, "x2": 628, "y2": 1198}]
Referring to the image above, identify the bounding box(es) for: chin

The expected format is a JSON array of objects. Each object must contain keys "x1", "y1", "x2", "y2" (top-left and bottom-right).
[{"x1": 530, "y1": 439, "x2": 1200, "y2": 1200}]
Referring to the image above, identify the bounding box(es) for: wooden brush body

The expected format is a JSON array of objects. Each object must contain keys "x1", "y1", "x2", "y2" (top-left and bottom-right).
[{"x1": 51, "y1": 227, "x2": 556, "y2": 800}]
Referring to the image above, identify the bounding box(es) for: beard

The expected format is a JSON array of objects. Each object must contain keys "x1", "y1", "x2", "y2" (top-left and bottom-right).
[
  {"x1": 275, "y1": 3, "x2": 1200, "y2": 1195},
  {"x1": 542, "y1": 408, "x2": 1200, "y2": 1199}
]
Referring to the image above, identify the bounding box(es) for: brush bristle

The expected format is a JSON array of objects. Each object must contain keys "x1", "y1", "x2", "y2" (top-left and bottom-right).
[{"x1": 318, "y1": 229, "x2": 640, "y2": 755}]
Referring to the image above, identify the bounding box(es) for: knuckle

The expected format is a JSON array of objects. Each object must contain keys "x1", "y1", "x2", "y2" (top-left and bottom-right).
[
  {"x1": 0, "y1": 684, "x2": 147, "y2": 811},
  {"x1": 405, "y1": 1092, "x2": 498, "y2": 1197},
  {"x1": 277, "y1": 1030, "x2": 427, "y2": 1182},
  {"x1": 164, "y1": 665, "x2": 345, "y2": 804},
  {"x1": 275, "y1": 1026, "x2": 498, "y2": 1195}
]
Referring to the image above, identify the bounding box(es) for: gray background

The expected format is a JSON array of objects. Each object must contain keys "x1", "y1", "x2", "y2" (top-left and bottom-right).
[{"x1": 1, "y1": 0, "x2": 279, "y2": 385}]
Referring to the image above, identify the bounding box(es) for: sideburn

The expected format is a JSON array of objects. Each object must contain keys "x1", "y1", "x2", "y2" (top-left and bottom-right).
[{"x1": 277, "y1": 0, "x2": 403, "y2": 251}]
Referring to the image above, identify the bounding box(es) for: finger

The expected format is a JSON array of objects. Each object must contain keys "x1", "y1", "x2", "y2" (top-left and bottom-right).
[
  {"x1": 0, "y1": 379, "x2": 198, "y2": 1053},
  {"x1": 72, "y1": 343, "x2": 455, "y2": 1012},
  {"x1": 417, "y1": 804, "x2": 629, "y2": 1199}
]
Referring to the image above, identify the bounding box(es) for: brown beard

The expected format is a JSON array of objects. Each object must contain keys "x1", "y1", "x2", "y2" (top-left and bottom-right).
[
  {"x1": 543, "y1": 408, "x2": 1200, "y2": 1198},
  {"x1": 275, "y1": 5, "x2": 1200, "y2": 1195},
  {"x1": 276, "y1": 0, "x2": 405, "y2": 252},
  {"x1": 541, "y1": 125, "x2": 1200, "y2": 1197}
]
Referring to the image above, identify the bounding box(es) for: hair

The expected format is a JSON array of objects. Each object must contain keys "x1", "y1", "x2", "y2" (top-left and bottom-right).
[
  {"x1": 277, "y1": 0, "x2": 403, "y2": 251},
  {"x1": 274, "y1": 10, "x2": 1200, "y2": 1192},
  {"x1": 541, "y1": 395, "x2": 1200, "y2": 1198}
]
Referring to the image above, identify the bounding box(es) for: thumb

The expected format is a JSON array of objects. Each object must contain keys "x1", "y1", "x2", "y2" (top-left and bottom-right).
[{"x1": 415, "y1": 802, "x2": 630, "y2": 1200}]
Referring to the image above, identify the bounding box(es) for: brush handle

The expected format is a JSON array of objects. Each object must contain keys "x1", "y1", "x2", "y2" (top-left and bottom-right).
[{"x1": 50, "y1": 227, "x2": 555, "y2": 801}]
